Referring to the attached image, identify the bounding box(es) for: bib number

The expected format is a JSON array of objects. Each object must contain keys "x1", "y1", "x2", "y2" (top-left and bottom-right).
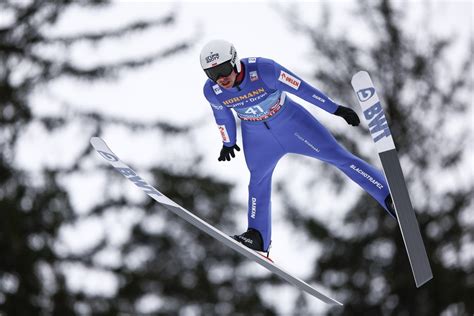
[{"x1": 245, "y1": 105, "x2": 264, "y2": 115}]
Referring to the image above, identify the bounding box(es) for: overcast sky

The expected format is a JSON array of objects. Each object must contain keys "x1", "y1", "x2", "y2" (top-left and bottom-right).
[{"x1": 9, "y1": 0, "x2": 473, "y2": 313}]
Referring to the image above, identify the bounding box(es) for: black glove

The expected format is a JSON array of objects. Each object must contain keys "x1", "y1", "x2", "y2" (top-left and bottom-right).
[
  {"x1": 334, "y1": 105, "x2": 360, "y2": 126},
  {"x1": 218, "y1": 144, "x2": 240, "y2": 161}
]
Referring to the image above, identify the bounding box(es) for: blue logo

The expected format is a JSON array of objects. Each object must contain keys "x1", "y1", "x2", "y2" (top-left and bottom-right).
[
  {"x1": 357, "y1": 88, "x2": 375, "y2": 102},
  {"x1": 98, "y1": 151, "x2": 118, "y2": 162},
  {"x1": 363, "y1": 102, "x2": 391, "y2": 142},
  {"x1": 116, "y1": 167, "x2": 163, "y2": 197}
]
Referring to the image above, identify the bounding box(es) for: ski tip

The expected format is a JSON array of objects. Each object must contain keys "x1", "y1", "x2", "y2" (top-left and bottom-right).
[
  {"x1": 351, "y1": 70, "x2": 370, "y2": 83},
  {"x1": 90, "y1": 136, "x2": 105, "y2": 148},
  {"x1": 90, "y1": 137, "x2": 112, "y2": 154}
]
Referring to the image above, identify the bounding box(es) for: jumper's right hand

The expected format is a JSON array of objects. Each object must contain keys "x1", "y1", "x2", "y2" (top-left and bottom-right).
[{"x1": 218, "y1": 144, "x2": 240, "y2": 161}]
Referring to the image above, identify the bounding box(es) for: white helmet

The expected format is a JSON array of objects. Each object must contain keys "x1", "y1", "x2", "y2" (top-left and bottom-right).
[{"x1": 200, "y1": 39, "x2": 241, "y2": 81}]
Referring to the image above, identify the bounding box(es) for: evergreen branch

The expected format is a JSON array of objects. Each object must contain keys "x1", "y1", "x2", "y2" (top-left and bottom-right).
[{"x1": 44, "y1": 15, "x2": 175, "y2": 45}]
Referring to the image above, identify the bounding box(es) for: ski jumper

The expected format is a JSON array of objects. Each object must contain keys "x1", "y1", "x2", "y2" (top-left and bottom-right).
[{"x1": 203, "y1": 57, "x2": 392, "y2": 251}]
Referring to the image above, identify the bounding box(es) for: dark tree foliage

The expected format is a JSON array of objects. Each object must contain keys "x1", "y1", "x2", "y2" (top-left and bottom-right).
[
  {"x1": 277, "y1": 0, "x2": 473, "y2": 315},
  {"x1": 0, "y1": 1, "x2": 277, "y2": 315}
]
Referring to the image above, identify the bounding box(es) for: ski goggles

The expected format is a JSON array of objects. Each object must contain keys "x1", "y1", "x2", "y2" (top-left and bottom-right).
[{"x1": 204, "y1": 60, "x2": 234, "y2": 82}]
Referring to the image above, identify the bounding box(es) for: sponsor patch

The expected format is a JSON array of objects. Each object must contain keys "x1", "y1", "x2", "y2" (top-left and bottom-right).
[
  {"x1": 213, "y1": 84, "x2": 223, "y2": 95},
  {"x1": 248, "y1": 57, "x2": 257, "y2": 63},
  {"x1": 350, "y1": 164, "x2": 384, "y2": 189},
  {"x1": 211, "y1": 103, "x2": 223, "y2": 110},
  {"x1": 251, "y1": 197, "x2": 257, "y2": 219},
  {"x1": 250, "y1": 71, "x2": 258, "y2": 81},
  {"x1": 278, "y1": 70, "x2": 301, "y2": 90},
  {"x1": 205, "y1": 52, "x2": 219, "y2": 64},
  {"x1": 218, "y1": 125, "x2": 230, "y2": 143},
  {"x1": 312, "y1": 94, "x2": 326, "y2": 103},
  {"x1": 222, "y1": 88, "x2": 266, "y2": 106}
]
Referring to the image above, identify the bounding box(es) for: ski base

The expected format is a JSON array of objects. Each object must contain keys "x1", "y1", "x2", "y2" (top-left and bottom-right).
[
  {"x1": 379, "y1": 149, "x2": 433, "y2": 287},
  {"x1": 90, "y1": 137, "x2": 342, "y2": 305}
]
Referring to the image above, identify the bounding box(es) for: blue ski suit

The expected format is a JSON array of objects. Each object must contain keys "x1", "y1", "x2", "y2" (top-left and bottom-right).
[{"x1": 203, "y1": 57, "x2": 391, "y2": 251}]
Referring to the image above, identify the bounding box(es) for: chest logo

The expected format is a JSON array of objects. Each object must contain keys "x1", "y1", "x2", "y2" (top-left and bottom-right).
[{"x1": 222, "y1": 88, "x2": 266, "y2": 106}]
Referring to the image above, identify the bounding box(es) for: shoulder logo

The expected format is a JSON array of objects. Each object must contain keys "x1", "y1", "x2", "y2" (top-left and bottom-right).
[
  {"x1": 250, "y1": 71, "x2": 258, "y2": 81},
  {"x1": 278, "y1": 70, "x2": 301, "y2": 90},
  {"x1": 213, "y1": 84, "x2": 223, "y2": 95},
  {"x1": 356, "y1": 88, "x2": 375, "y2": 102},
  {"x1": 211, "y1": 103, "x2": 223, "y2": 110},
  {"x1": 248, "y1": 57, "x2": 257, "y2": 63}
]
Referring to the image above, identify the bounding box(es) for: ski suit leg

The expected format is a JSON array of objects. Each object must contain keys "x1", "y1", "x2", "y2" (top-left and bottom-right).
[
  {"x1": 275, "y1": 101, "x2": 393, "y2": 217},
  {"x1": 242, "y1": 122, "x2": 285, "y2": 251}
]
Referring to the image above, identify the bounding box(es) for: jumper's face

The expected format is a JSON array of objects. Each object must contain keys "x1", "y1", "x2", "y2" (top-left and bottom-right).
[{"x1": 216, "y1": 70, "x2": 237, "y2": 89}]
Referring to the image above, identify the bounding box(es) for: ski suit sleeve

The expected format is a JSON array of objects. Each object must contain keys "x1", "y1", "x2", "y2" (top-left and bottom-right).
[
  {"x1": 264, "y1": 59, "x2": 339, "y2": 114},
  {"x1": 203, "y1": 83, "x2": 237, "y2": 146}
]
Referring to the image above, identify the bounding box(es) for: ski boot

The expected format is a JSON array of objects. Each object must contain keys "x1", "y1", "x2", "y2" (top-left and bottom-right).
[
  {"x1": 384, "y1": 195, "x2": 397, "y2": 219},
  {"x1": 233, "y1": 228, "x2": 273, "y2": 262}
]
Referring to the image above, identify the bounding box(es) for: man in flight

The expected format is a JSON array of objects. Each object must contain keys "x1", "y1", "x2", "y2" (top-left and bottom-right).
[{"x1": 200, "y1": 39, "x2": 395, "y2": 256}]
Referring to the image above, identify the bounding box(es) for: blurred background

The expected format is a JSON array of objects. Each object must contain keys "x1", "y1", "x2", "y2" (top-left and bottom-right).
[{"x1": 0, "y1": 0, "x2": 472, "y2": 315}]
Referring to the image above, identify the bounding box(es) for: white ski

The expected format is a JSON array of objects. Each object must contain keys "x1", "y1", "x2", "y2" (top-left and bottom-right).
[
  {"x1": 351, "y1": 71, "x2": 433, "y2": 287},
  {"x1": 90, "y1": 137, "x2": 342, "y2": 305}
]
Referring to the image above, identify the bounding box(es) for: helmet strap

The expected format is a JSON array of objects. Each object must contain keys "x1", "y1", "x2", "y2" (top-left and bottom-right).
[{"x1": 233, "y1": 62, "x2": 245, "y2": 88}]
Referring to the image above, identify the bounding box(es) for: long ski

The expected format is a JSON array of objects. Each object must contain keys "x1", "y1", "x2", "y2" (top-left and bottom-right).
[
  {"x1": 351, "y1": 71, "x2": 433, "y2": 287},
  {"x1": 90, "y1": 137, "x2": 342, "y2": 305}
]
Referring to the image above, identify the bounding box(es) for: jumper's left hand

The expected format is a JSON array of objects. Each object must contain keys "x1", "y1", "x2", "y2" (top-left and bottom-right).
[{"x1": 334, "y1": 105, "x2": 360, "y2": 126}]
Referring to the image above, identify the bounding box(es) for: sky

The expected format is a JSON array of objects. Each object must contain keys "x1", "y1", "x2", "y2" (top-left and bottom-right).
[{"x1": 9, "y1": 0, "x2": 473, "y2": 313}]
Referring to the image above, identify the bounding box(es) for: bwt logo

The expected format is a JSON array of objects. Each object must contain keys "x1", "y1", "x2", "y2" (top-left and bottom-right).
[
  {"x1": 363, "y1": 102, "x2": 391, "y2": 142},
  {"x1": 205, "y1": 53, "x2": 219, "y2": 63},
  {"x1": 357, "y1": 88, "x2": 375, "y2": 102},
  {"x1": 98, "y1": 151, "x2": 118, "y2": 162},
  {"x1": 116, "y1": 167, "x2": 163, "y2": 198}
]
